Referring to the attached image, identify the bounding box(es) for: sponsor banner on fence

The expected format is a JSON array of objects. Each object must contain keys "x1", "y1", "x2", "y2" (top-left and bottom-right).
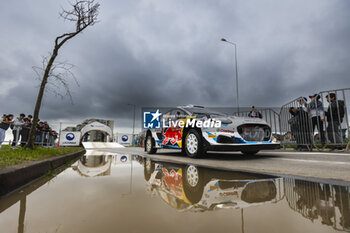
[{"x1": 59, "y1": 131, "x2": 81, "y2": 146}]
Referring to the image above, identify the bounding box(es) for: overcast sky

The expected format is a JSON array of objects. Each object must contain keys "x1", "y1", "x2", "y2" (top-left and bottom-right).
[{"x1": 1, "y1": 0, "x2": 350, "y2": 133}]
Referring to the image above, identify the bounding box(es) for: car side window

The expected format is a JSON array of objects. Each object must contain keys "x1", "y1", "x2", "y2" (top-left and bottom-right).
[
  {"x1": 172, "y1": 109, "x2": 187, "y2": 120},
  {"x1": 162, "y1": 110, "x2": 172, "y2": 122}
]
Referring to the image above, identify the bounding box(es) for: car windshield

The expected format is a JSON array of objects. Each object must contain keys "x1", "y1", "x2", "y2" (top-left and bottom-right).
[{"x1": 185, "y1": 108, "x2": 227, "y2": 118}]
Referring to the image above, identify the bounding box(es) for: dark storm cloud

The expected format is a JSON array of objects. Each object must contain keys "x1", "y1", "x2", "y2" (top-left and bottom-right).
[{"x1": 1, "y1": 0, "x2": 350, "y2": 132}]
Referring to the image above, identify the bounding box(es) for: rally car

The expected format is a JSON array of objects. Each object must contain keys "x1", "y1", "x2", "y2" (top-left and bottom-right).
[{"x1": 144, "y1": 105, "x2": 280, "y2": 158}]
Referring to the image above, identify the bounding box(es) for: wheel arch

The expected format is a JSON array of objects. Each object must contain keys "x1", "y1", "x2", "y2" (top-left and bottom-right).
[{"x1": 182, "y1": 125, "x2": 202, "y2": 149}]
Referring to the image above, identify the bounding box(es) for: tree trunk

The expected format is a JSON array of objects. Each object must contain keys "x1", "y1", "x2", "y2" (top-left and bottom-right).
[{"x1": 27, "y1": 50, "x2": 58, "y2": 149}]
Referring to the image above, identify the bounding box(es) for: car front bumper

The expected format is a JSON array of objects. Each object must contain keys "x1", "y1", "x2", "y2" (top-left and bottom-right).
[{"x1": 205, "y1": 143, "x2": 280, "y2": 152}]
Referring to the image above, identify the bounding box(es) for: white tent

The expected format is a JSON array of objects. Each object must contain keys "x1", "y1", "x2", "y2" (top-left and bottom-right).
[{"x1": 80, "y1": 121, "x2": 113, "y2": 138}]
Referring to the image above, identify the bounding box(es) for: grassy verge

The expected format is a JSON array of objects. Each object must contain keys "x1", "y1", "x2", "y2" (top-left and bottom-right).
[{"x1": 0, "y1": 146, "x2": 84, "y2": 168}]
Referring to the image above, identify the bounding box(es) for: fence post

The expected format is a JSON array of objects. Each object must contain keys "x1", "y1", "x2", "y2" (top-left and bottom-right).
[
  {"x1": 16, "y1": 129, "x2": 20, "y2": 147},
  {"x1": 41, "y1": 132, "x2": 44, "y2": 147},
  {"x1": 342, "y1": 90, "x2": 350, "y2": 151}
]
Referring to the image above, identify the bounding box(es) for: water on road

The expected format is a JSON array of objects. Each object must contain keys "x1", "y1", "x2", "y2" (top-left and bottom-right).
[{"x1": 0, "y1": 150, "x2": 349, "y2": 233}]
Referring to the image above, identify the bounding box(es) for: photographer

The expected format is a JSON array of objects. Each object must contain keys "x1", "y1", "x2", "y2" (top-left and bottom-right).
[
  {"x1": 0, "y1": 114, "x2": 14, "y2": 149},
  {"x1": 288, "y1": 98, "x2": 312, "y2": 151},
  {"x1": 248, "y1": 106, "x2": 263, "y2": 118},
  {"x1": 20, "y1": 118, "x2": 31, "y2": 147},
  {"x1": 325, "y1": 93, "x2": 345, "y2": 150}
]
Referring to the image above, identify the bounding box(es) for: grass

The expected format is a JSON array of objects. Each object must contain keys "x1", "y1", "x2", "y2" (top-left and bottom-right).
[{"x1": 0, "y1": 146, "x2": 84, "y2": 168}]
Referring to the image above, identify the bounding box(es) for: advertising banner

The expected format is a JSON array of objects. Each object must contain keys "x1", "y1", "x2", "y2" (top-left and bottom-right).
[
  {"x1": 59, "y1": 131, "x2": 81, "y2": 147},
  {"x1": 117, "y1": 134, "x2": 132, "y2": 146}
]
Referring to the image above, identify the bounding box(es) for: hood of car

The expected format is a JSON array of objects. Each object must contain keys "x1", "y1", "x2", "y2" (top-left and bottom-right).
[{"x1": 208, "y1": 116, "x2": 268, "y2": 126}]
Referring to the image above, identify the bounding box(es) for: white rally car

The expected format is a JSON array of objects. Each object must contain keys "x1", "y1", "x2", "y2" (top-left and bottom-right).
[{"x1": 144, "y1": 105, "x2": 280, "y2": 158}]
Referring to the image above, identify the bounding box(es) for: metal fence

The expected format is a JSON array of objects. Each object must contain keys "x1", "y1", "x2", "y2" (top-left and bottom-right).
[
  {"x1": 279, "y1": 88, "x2": 350, "y2": 151},
  {"x1": 6, "y1": 130, "x2": 58, "y2": 148}
]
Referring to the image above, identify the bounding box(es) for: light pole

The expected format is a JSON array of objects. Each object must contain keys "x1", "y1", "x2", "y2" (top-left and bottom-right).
[
  {"x1": 127, "y1": 103, "x2": 136, "y2": 145},
  {"x1": 221, "y1": 38, "x2": 240, "y2": 113}
]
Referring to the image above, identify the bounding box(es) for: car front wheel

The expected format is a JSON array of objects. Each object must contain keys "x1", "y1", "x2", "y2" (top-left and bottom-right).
[
  {"x1": 184, "y1": 129, "x2": 204, "y2": 158},
  {"x1": 145, "y1": 135, "x2": 157, "y2": 154},
  {"x1": 182, "y1": 165, "x2": 206, "y2": 204}
]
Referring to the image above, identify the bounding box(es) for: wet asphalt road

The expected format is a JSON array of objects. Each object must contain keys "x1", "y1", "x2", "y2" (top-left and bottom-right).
[{"x1": 97, "y1": 147, "x2": 350, "y2": 183}]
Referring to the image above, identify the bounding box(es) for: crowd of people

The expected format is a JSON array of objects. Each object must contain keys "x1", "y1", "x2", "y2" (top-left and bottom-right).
[
  {"x1": 0, "y1": 113, "x2": 58, "y2": 149},
  {"x1": 288, "y1": 93, "x2": 345, "y2": 151}
]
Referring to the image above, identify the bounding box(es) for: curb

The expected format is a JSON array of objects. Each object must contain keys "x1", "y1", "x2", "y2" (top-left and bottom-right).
[{"x1": 0, "y1": 149, "x2": 85, "y2": 196}]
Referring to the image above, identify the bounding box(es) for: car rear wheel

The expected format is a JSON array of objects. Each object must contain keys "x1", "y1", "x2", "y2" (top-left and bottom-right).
[
  {"x1": 184, "y1": 129, "x2": 204, "y2": 158},
  {"x1": 145, "y1": 135, "x2": 157, "y2": 154}
]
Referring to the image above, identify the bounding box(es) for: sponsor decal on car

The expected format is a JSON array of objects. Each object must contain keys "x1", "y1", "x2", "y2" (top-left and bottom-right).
[{"x1": 219, "y1": 129, "x2": 235, "y2": 133}]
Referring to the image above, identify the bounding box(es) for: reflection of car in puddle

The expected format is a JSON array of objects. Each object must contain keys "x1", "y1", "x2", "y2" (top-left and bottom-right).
[
  {"x1": 143, "y1": 158, "x2": 283, "y2": 211},
  {"x1": 72, "y1": 152, "x2": 132, "y2": 177}
]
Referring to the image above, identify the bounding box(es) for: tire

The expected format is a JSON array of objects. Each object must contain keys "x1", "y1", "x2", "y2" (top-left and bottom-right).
[
  {"x1": 144, "y1": 158, "x2": 155, "y2": 181},
  {"x1": 241, "y1": 150, "x2": 259, "y2": 156},
  {"x1": 183, "y1": 129, "x2": 205, "y2": 158},
  {"x1": 145, "y1": 135, "x2": 157, "y2": 154},
  {"x1": 182, "y1": 165, "x2": 207, "y2": 204}
]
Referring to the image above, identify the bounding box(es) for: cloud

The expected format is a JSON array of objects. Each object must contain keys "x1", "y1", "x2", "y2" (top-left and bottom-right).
[{"x1": 1, "y1": 0, "x2": 350, "y2": 133}]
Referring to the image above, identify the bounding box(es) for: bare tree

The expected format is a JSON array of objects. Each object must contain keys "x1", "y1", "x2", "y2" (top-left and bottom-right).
[
  {"x1": 33, "y1": 59, "x2": 79, "y2": 102},
  {"x1": 27, "y1": 0, "x2": 100, "y2": 149}
]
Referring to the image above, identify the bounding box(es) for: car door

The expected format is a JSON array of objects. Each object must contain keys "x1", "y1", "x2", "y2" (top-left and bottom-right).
[
  {"x1": 161, "y1": 110, "x2": 174, "y2": 146},
  {"x1": 162, "y1": 109, "x2": 187, "y2": 148}
]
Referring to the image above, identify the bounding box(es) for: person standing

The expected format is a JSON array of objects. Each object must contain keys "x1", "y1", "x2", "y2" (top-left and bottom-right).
[
  {"x1": 35, "y1": 121, "x2": 44, "y2": 144},
  {"x1": 248, "y1": 106, "x2": 263, "y2": 118},
  {"x1": 11, "y1": 113, "x2": 25, "y2": 148},
  {"x1": 325, "y1": 93, "x2": 345, "y2": 150},
  {"x1": 20, "y1": 118, "x2": 31, "y2": 147},
  {"x1": 0, "y1": 114, "x2": 14, "y2": 149},
  {"x1": 288, "y1": 98, "x2": 312, "y2": 151},
  {"x1": 309, "y1": 94, "x2": 325, "y2": 146}
]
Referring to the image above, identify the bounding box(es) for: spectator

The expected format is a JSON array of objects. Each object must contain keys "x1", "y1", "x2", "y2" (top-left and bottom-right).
[
  {"x1": 309, "y1": 94, "x2": 325, "y2": 146},
  {"x1": 11, "y1": 113, "x2": 25, "y2": 148},
  {"x1": 0, "y1": 114, "x2": 14, "y2": 149},
  {"x1": 325, "y1": 93, "x2": 345, "y2": 150},
  {"x1": 50, "y1": 130, "x2": 58, "y2": 145},
  {"x1": 288, "y1": 97, "x2": 312, "y2": 151},
  {"x1": 20, "y1": 118, "x2": 31, "y2": 147},
  {"x1": 35, "y1": 121, "x2": 44, "y2": 144},
  {"x1": 43, "y1": 122, "x2": 50, "y2": 146},
  {"x1": 0, "y1": 114, "x2": 5, "y2": 123},
  {"x1": 248, "y1": 106, "x2": 263, "y2": 118}
]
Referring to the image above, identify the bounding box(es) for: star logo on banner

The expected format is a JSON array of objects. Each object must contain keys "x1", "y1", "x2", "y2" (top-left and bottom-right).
[{"x1": 150, "y1": 109, "x2": 161, "y2": 122}]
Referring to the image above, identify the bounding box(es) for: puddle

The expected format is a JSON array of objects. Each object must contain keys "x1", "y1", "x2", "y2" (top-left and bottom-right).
[{"x1": 0, "y1": 151, "x2": 349, "y2": 233}]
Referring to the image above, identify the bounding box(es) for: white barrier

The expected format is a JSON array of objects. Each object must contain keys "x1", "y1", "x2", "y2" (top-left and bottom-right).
[{"x1": 82, "y1": 142, "x2": 125, "y2": 149}]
